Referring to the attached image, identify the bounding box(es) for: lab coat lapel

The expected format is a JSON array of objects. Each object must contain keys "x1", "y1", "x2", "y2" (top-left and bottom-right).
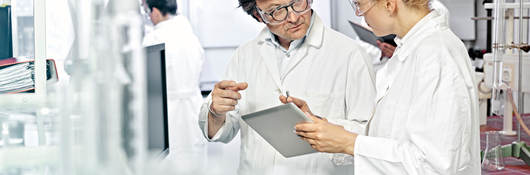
[
  {"x1": 374, "y1": 12, "x2": 438, "y2": 103},
  {"x1": 259, "y1": 42, "x2": 284, "y2": 91},
  {"x1": 374, "y1": 42, "x2": 406, "y2": 103},
  {"x1": 281, "y1": 46, "x2": 308, "y2": 82},
  {"x1": 374, "y1": 58, "x2": 402, "y2": 103}
]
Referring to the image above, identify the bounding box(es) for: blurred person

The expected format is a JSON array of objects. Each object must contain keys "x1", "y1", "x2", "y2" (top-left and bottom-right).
[{"x1": 142, "y1": 0, "x2": 206, "y2": 173}]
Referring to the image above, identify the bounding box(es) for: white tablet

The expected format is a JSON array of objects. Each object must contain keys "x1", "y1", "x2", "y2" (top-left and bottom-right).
[{"x1": 241, "y1": 103, "x2": 317, "y2": 158}]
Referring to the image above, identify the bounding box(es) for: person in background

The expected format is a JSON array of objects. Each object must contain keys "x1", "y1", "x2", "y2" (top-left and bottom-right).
[
  {"x1": 142, "y1": 0, "x2": 206, "y2": 173},
  {"x1": 285, "y1": 0, "x2": 481, "y2": 174}
]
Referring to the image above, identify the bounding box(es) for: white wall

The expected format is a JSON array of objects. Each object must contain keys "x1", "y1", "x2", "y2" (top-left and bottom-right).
[
  {"x1": 330, "y1": 0, "x2": 360, "y2": 39},
  {"x1": 439, "y1": 0, "x2": 476, "y2": 40},
  {"x1": 199, "y1": 47, "x2": 238, "y2": 90},
  {"x1": 475, "y1": 0, "x2": 487, "y2": 49}
]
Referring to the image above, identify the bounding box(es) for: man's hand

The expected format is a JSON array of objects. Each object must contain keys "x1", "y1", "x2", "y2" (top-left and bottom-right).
[
  {"x1": 295, "y1": 112, "x2": 357, "y2": 155},
  {"x1": 279, "y1": 95, "x2": 313, "y2": 115},
  {"x1": 211, "y1": 80, "x2": 248, "y2": 117},
  {"x1": 208, "y1": 80, "x2": 248, "y2": 139}
]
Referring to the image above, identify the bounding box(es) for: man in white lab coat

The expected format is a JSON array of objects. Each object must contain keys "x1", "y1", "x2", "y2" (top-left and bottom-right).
[
  {"x1": 142, "y1": 0, "x2": 206, "y2": 173},
  {"x1": 197, "y1": 0, "x2": 376, "y2": 174}
]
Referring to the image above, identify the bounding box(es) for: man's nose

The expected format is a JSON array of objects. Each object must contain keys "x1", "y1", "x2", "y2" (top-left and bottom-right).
[{"x1": 286, "y1": 8, "x2": 298, "y2": 23}]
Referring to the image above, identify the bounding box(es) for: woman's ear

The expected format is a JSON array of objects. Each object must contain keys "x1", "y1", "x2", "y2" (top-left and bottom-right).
[{"x1": 385, "y1": 0, "x2": 398, "y2": 15}]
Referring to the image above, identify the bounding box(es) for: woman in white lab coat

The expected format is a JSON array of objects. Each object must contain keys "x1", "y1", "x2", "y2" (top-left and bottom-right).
[
  {"x1": 283, "y1": 0, "x2": 481, "y2": 174},
  {"x1": 142, "y1": 0, "x2": 206, "y2": 173}
]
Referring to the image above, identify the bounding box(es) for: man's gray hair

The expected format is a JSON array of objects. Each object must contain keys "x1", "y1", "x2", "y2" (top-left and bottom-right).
[{"x1": 238, "y1": 0, "x2": 259, "y2": 21}]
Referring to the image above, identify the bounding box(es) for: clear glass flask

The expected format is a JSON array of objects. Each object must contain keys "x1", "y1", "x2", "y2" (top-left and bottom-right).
[{"x1": 482, "y1": 131, "x2": 505, "y2": 171}]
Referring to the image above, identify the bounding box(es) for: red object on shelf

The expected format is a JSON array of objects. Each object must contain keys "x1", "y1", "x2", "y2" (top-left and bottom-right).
[{"x1": 0, "y1": 58, "x2": 16, "y2": 65}]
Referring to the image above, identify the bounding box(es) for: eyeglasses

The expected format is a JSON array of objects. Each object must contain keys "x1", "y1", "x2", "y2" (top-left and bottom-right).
[
  {"x1": 349, "y1": 0, "x2": 376, "y2": 16},
  {"x1": 257, "y1": 0, "x2": 313, "y2": 25},
  {"x1": 140, "y1": 2, "x2": 153, "y2": 24}
]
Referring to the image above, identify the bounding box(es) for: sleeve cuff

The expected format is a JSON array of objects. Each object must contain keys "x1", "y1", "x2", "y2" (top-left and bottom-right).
[
  {"x1": 353, "y1": 135, "x2": 365, "y2": 157},
  {"x1": 354, "y1": 135, "x2": 400, "y2": 162},
  {"x1": 210, "y1": 124, "x2": 225, "y2": 141},
  {"x1": 199, "y1": 95, "x2": 222, "y2": 142},
  {"x1": 327, "y1": 118, "x2": 368, "y2": 135}
]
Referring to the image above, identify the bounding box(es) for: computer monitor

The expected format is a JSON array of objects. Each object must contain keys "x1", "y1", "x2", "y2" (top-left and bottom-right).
[
  {"x1": 121, "y1": 43, "x2": 169, "y2": 159},
  {"x1": 145, "y1": 43, "x2": 169, "y2": 156},
  {"x1": 0, "y1": 5, "x2": 13, "y2": 59}
]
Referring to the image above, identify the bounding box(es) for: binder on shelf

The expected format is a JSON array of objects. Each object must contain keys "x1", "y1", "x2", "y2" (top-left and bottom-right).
[
  {"x1": 0, "y1": 59, "x2": 58, "y2": 94},
  {"x1": 0, "y1": 5, "x2": 12, "y2": 59}
]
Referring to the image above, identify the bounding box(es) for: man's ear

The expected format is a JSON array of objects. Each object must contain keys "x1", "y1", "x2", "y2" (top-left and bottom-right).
[
  {"x1": 253, "y1": 10, "x2": 264, "y2": 23},
  {"x1": 152, "y1": 7, "x2": 162, "y2": 18}
]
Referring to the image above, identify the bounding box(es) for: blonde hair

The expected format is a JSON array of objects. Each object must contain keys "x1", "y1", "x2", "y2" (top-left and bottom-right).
[{"x1": 401, "y1": 0, "x2": 430, "y2": 9}]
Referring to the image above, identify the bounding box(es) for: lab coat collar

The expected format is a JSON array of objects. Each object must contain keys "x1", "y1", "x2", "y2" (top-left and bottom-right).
[
  {"x1": 393, "y1": 10, "x2": 442, "y2": 62},
  {"x1": 257, "y1": 12, "x2": 325, "y2": 49},
  {"x1": 376, "y1": 10, "x2": 444, "y2": 103},
  {"x1": 305, "y1": 12, "x2": 325, "y2": 48},
  {"x1": 154, "y1": 15, "x2": 177, "y2": 30}
]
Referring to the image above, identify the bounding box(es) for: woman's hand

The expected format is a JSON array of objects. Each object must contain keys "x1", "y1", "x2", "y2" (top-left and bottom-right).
[
  {"x1": 295, "y1": 112, "x2": 358, "y2": 155},
  {"x1": 279, "y1": 95, "x2": 357, "y2": 154},
  {"x1": 377, "y1": 40, "x2": 396, "y2": 59}
]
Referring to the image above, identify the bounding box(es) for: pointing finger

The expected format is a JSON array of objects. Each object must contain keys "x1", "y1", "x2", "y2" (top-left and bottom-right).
[{"x1": 217, "y1": 80, "x2": 237, "y2": 90}]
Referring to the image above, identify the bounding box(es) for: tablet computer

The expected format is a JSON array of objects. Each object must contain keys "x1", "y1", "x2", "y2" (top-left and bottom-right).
[
  {"x1": 349, "y1": 20, "x2": 397, "y2": 47},
  {"x1": 241, "y1": 103, "x2": 317, "y2": 158},
  {"x1": 349, "y1": 20, "x2": 379, "y2": 47}
]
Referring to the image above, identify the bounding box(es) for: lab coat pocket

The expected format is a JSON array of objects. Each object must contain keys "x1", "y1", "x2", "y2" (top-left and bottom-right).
[{"x1": 304, "y1": 91, "x2": 345, "y2": 120}]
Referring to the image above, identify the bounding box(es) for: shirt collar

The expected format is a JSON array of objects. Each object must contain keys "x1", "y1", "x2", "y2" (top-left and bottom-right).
[
  {"x1": 264, "y1": 12, "x2": 315, "y2": 54},
  {"x1": 258, "y1": 11, "x2": 324, "y2": 50}
]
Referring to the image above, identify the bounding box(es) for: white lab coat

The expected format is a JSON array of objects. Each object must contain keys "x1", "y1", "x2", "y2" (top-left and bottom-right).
[
  {"x1": 352, "y1": 10, "x2": 481, "y2": 174},
  {"x1": 356, "y1": 40, "x2": 384, "y2": 72},
  {"x1": 198, "y1": 14, "x2": 376, "y2": 175},
  {"x1": 431, "y1": 0, "x2": 450, "y2": 27},
  {"x1": 142, "y1": 15, "x2": 207, "y2": 173}
]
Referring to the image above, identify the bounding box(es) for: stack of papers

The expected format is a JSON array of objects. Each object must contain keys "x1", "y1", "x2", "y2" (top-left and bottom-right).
[{"x1": 0, "y1": 62, "x2": 34, "y2": 93}]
